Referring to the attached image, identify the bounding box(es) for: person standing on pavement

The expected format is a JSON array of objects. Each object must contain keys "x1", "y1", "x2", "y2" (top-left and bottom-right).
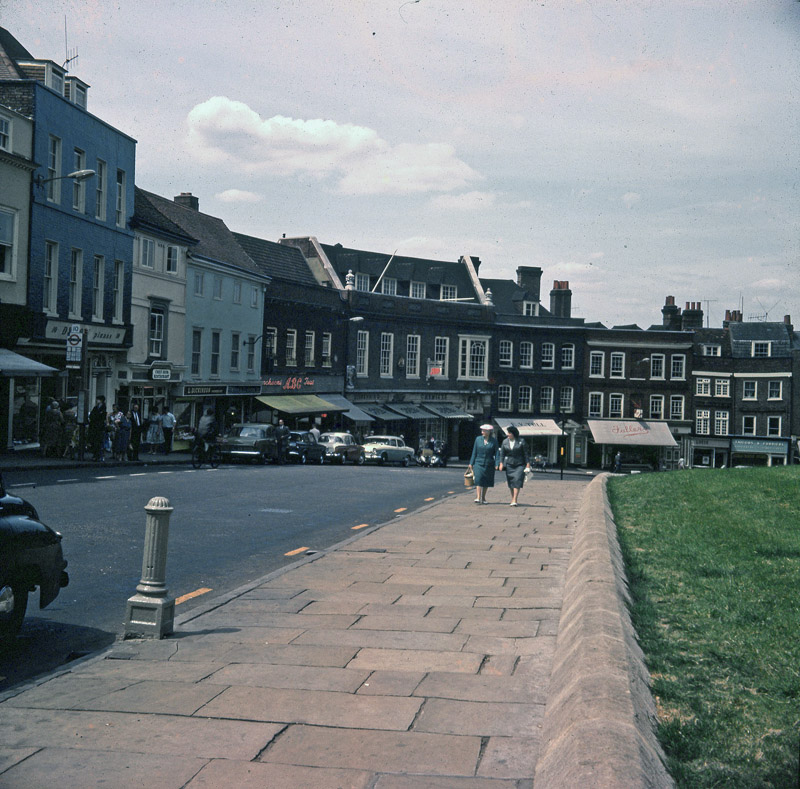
[
  {"x1": 129, "y1": 403, "x2": 143, "y2": 460},
  {"x1": 497, "y1": 425, "x2": 532, "y2": 507},
  {"x1": 614, "y1": 451, "x2": 622, "y2": 473},
  {"x1": 275, "y1": 418, "x2": 290, "y2": 464},
  {"x1": 114, "y1": 410, "x2": 131, "y2": 461},
  {"x1": 309, "y1": 424, "x2": 321, "y2": 443},
  {"x1": 146, "y1": 406, "x2": 164, "y2": 454},
  {"x1": 161, "y1": 406, "x2": 176, "y2": 454},
  {"x1": 40, "y1": 400, "x2": 64, "y2": 457},
  {"x1": 467, "y1": 423, "x2": 499, "y2": 504},
  {"x1": 87, "y1": 395, "x2": 107, "y2": 461}
]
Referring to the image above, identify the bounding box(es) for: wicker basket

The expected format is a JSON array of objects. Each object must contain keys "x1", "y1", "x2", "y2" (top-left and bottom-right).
[{"x1": 463, "y1": 470, "x2": 474, "y2": 487}]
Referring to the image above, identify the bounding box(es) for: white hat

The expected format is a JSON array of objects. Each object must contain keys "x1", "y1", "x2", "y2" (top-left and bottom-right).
[{"x1": 480, "y1": 424, "x2": 494, "y2": 431}]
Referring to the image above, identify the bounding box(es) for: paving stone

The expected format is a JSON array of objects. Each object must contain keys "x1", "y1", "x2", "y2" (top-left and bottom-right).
[
  {"x1": 473, "y1": 596, "x2": 562, "y2": 609},
  {"x1": 172, "y1": 642, "x2": 359, "y2": 667},
  {"x1": 396, "y1": 594, "x2": 478, "y2": 607},
  {"x1": 74, "y1": 680, "x2": 228, "y2": 715},
  {"x1": 477, "y1": 736, "x2": 540, "y2": 779},
  {"x1": 463, "y1": 636, "x2": 553, "y2": 655},
  {"x1": 76, "y1": 659, "x2": 224, "y2": 682},
  {"x1": 346, "y1": 648, "x2": 484, "y2": 674},
  {"x1": 356, "y1": 670, "x2": 426, "y2": 696},
  {"x1": 427, "y1": 606, "x2": 502, "y2": 621},
  {"x1": 181, "y1": 626, "x2": 305, "y2": 645},
  {"x1": 350, "y1": 614, "x2": 460, "y2": 632},
  {"x1": 292, "y1": 627, "x2": 469, "y2": 652},
  {"x1": 479, "y1": 655, "x2": 518, "y2": 676},
  {"x1": 454, "y1": 619, "x2": 541, "y2": 637},
  {"x1": 261, "y1": 724, "x2": 481, "y2": 776},
  {"x1": 426, "y1": 584, "x2": 513, "y2": 597},
  {"x1": 197, "y1": 685, "x2": 422, "y2": 730},
  {"x1": 0, "y1": 747, "x2": 38, "y2": 775},
  {"x1": 295, "y1": 600, "x2": 369, "y2": 615},
  {"x1": 357, "y1": 603, "x2": 431, "y2": 617},
  {"x1": 3, "y1": 675, "x2": 134, "y2": 709},
  {"x1": 415, "y1": 672, "x2": 544, "y2": 704},
  {"x1": 203, "y1": 663, "x2": 369, "y2": 692},
  {"x1": 374, "y1": 775, "x2": 518, "y2": 788},
  {"x1": 185, "y1": 759, "x2": 373, "y2": 788},
  {"x1": 238, "y1": 586, "x2": 307, "y2": 599},
  {"x1": 415, "y1": 698, "x2": 545, "y2": 737}
]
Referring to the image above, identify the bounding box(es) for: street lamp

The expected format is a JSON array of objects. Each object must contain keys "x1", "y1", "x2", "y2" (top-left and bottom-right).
[{"x1": 35, "y1": 168, "x2": 96, "y2": 187}]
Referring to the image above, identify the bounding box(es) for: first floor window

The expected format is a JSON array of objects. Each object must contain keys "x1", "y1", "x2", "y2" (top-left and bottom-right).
[
  {"x1": 498, "y1": 340, "x2": 512, "y2": 367},
  {"x1": 696, "y1": 377, "x2": 711, "y2": 396},
  {"x1": 213, "y1": 276, "x2": 223, "y2": 300},
  {"x1": 768, "y1": 381, "x2": 782, "y2": 400},
  {"x1": 286, "y1": 329, "x2": 297, "y2": 365},
  {"x1": 406, "y1": 334, "x2": 420, "y2": 377},
  {"x1": 742, "y1": 415, "x2": 756, "y2": 435},
  {"x1": 191, "y1": 330, "x2": 202, "y2": 375},
  {"x1": 380, "y1": 332, "x2": 394, "y2": 376},
  {"x1": 356, "y1": 330, "x2": 369, "y2": 376},
  {"x1": 113, "y1": 260, "x2": 124, "y2": 321},
  {"x1": 43, "y1": 241, "x2": 58, "y2": 312},
  {"x1": 650, "y1": 354, "x2": 665, "y2": 379},
  {"x1": 540, "y1": 386, "x2": 554, "y2": 412},
  {"x1": 263, "y1": 327, "x2": 277, "y2": 360},
  {"x1": 609, "y1": 393, "x2": 623, "y2": 418},
  {"x1": 589, "y1": 351, "x2": 604, "y2": 377},
  {"x1": 459, "y1": 337, "x2": 488, "y2": 379},
  {"x1": 767, "y1": 416, "x2": 782, "y2": 436},
  {"x1": 610, "y1": 352, "x2": 625, "y2": 378},
  {"x1": 560, "y1": 386, "x2": 574, "y2": 412},
  {"x1": 210, "y1": 331, "x2": 220, "y2": 376},
  {"x1": 321, "y1": 333, "x2": 332, "y2": 367},
  {"x1": 715, "y1": 378, "x2": 730, "y2": 397},
  {"x1": 246, "y1": 335, "x2": 255, "y2": 372},
  {"x1": 497, "y1": 385, "x2": 512, "y2": 411},
  {"x1": 714, "y1": 410, "x2": 729, "y2": 436},
  {"x1": 541, "y1": 342, "x2": 554, "y2": 369},
  {"x1": 434, "y1": 336, "x2": 449, "y2": 377},
  {"x1": 561, "y1": 344, "x2": 575, "y2": 369},
  {"x1": 671, "y1": 354, "x2": 685, "y2": 380},
  {"x1": 149, "y1": 306, "x2": 165, "y2": 357},
  {"x1": 588, "y1": 392, "x2": 603, "y2": 417},
  {"x1": 115, "y1": 169, "x2": 126, "y2": 226},
  {"x1": 92, "y1": 255, "x2": 104, "y2": 319},
  {"x1": 166, "y1": 245, "x2": 179, "y2": 273},
  {"x1": 649, "y1": 395, "x2": 664, "y2": 420},
  {"x1": 194, "y1": 271, "x2": 204, "y2": 296},
  {"x1": 69, "y1": 249, "x2": 82, "y2": 316},
  {"x1": 230, "y1": 332, "x2": 240, "y2": 370},
  {"x1": 695, "y1": 409, "x2": 710, "y2": 435},
  {"x1": 742, "y1": 380, "x2": 757, "y2": 399},
  {"x1": 520, "y1": 341, "x2": 533, "y2": 369},
  {"x1": 0, "y1": 207, "x2": 15, "y2": 277},
  {"x1": 519, "y1": 385, "x2": 532, "y2": 412},
  {"x1": 670, "y1": 395, "x2": 684, "y2": 421},
  {"x1": 305, "y1": 330, "x2": 315, "y2": 366}
]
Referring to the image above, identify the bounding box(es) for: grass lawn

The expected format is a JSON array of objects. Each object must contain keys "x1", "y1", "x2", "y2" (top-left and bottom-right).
[{"x1": 607, "y1": 466, "x2": 799, "y2": 788}]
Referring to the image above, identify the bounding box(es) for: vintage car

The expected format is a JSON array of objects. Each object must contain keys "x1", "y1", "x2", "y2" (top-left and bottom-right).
[
  {"x1": 363, "y1": 435, "x2": 416, "y2": 466},
  {"x1": 0, "y1": 472, "x2": 69, "y2": 638},
  {"x1": 318, "y1": 432, "x2": 365, "y2": 465},
  {"x1": 217, "y1": 423, "x2": 279, "y2": 464},
  {"x1": 287, "y1": 431, "x2": 327, "y2": 464}
]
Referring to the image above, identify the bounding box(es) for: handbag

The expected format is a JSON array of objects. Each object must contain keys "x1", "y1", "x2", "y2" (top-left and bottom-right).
[{"x1": 464, "y1": 469, "x2": 474, "y2": 487}]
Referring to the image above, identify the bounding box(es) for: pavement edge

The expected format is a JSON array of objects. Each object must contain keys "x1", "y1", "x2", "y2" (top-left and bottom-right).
[{"x1": 533, "y1": 473, "x2": 674, "y2": 788}]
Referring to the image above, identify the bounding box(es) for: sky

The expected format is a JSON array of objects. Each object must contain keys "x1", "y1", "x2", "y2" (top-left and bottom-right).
[{"x1": 5, "y1": 0, "x2": 799, "y2": 329}]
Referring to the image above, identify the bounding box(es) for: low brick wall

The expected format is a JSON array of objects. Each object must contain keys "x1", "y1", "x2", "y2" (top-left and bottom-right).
[{"x1": 534, "y1": 474, "x2": 674, "y2": 788}]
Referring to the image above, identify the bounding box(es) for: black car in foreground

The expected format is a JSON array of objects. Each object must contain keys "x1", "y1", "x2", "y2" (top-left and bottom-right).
[
  {"x1": 0, "y1": 472, "x2": 68, "y2": 638},
  {"x1": 287, "y1": 431, "x2": 327, "y2": 464}
]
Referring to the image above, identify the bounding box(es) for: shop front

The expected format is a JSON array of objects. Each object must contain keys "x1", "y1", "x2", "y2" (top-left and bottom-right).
[
  {"x1": 691, "y1": 437, "x2": 730, "y2": 469},
  {"x1": 494, "y1": 417, "x2": 566, "y2": 465},
  {"x1": 420, "y1": 402, "x2": 474, "y2": 461},
  {"x1": 586, "y1": 419, "x2": 678, "y2": 470},
  {"x1": 730, "y1": 437, "x2": 790, "y2": 467}
]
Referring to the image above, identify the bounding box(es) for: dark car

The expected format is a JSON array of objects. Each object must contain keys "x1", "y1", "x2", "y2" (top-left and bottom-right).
[
  {"x1": 0, "y1": 472, "x2": 68, "y2": 638},
  {"x1": 287, "y1": 431, "x2": 327, "y2": 464},
  {"x1": 217, "y1": 423, "x2": 279, "y2": 464},
  {"x1": 318, "y1": 432, "x2": 365, "y2": 465}
]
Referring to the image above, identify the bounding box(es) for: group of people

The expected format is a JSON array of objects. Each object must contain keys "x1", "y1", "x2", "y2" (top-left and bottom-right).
[
  {"x1": 84, "y1": 397, "x2": 176, "y2": 461},
  {"x1": 467, "y1": 423, "x2": 533, "y2": 506}
]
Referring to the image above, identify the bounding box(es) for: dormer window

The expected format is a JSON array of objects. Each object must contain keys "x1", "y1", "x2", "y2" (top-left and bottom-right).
[
  {"x1": 381, "y1": 277, "x2": 397, "y2": 295},
  {"x1": 523, "y1": 301, "x2": 538, "y2": 316},
  {"x1": 0, "y1": 115, "x2": 10, "y2": 151},
  {"x1": 355, "y1": 272, "x2": 370, "y2": 292},
  {"x1": 752, "y1": 341, "x2": 771, "y2": 358},
  {"x1": 441, "y1": 284, "x2": 457, "y2": 301},
  {"x1": 48, "y1": 65, "x2": 65, "y2": 94}
]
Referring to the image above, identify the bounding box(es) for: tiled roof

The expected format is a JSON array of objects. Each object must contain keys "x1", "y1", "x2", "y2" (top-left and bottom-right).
[
  {"x1": 133, "y1": 188, "x2": 196, "y2": 243},
  {"x1": 0, "y1": 28, "x2": 32, "y2": 79},
  {"x1": 728, "y1": 321, "x2": 792, "y2": 357},
  {"x1": 233, "y1": 232, "x2": 317, "y2": 286},
  {"x1": 480, "y1": 278, "x2": 553, "y2": 318}
]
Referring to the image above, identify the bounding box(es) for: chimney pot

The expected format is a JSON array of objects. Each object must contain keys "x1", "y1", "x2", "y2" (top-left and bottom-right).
[{"x1": 173, "y1": 192, "x2": 199, "y2": 211}]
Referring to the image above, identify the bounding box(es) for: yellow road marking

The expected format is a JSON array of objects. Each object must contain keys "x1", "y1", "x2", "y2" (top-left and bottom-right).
[
  {"x1": 352, "y1": 523, "x2": 370, "y2": 530},
  {"x1": 175, "y1": 587, "x2": 212, "y2": 605},
  {"x1": 394, "y1": 507, "x2": 407, "y2": 513},
  {"x1": 285, "y1": 546, "x2": 309, "y2": 556},
  {"x1": 424, "y1": 497, "x2": 435, "y2": 501}
]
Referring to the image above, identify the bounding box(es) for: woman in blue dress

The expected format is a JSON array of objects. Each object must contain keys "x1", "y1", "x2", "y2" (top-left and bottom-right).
[{"x1": 468, "y1": 424, "x2": 499, "y2": 504}]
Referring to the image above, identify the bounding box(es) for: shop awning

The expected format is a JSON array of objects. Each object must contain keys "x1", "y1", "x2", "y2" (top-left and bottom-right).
[
  {"x1": 0, "y1": 349, "x2": 58, "y2": 377},
  {"x1": 385, "y1": 403, "x2": 434, "y2": 420},
  {"x1": 319, "y1": 394, "x2": 374, "y2": 422},
  {"x1": 495, "y1": 417, "x2": 563, "y2": 436},
  {"x1": 587, "y1": 419, "x2": 677, "y2": 447},
  {"x1": 423, "y1": 403, "x2": 474, "y2": 420},
  {"x1": 256, "y1": 394, "x2": 346, "y2": 415},
  {"x1": 359, "y1": 403, "x2": 404, "y2": 421}
]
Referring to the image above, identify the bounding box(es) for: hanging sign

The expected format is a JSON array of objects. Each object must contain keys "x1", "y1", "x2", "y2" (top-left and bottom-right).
[{"x1": 66, "y1": 325, "x2": 83, "y2": 363}]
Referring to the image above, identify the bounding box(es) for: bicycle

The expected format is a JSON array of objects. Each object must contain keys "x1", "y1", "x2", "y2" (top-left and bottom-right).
[{"x1": 191, "y1": 437, "x2": 221, "y2": 469}]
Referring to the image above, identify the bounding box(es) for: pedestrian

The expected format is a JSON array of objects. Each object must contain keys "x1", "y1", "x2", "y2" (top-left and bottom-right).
[
  {"x1": 275, "y1": 418, "x2": 290, "y2": 464},
  {"x1": 146, "y1": 406, "x2": 164, "y2": 454},
  {"x1": 497, "y1": 425, "x2": 532, "y2": 506},
  {"x1": 115, "y1": 410, "x2": 131, "y2": 461},
  {"x1": 129, "y1": 403, "x2": 143, "y2": 460},
  {"x1": 161, "y1": 406, "x2": 176, "y2": 454},
  {"x1": 40, "y1": 400, "x2": 64, "y2": 457},
  {"x1": 87, "y1": 395, "x2": 107, "y2": 461},
  {"x1": 309, "y1": 424, "x2": 321, "y2": 443},
  {"x1": 467, "y1": 423, "x2": 499, "y2": 504},
  {"x1": 678, "y1": 457, "x2": 686, "y2": 470},
  {"x1": 614, "y1": 451, "x2": 622, "y2": 473}
]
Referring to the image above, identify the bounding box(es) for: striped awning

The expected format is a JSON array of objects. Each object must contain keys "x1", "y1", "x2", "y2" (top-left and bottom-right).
[
  {"x1": 359, "y1": 403, "x2": 404, "y2": 421},
  {"x1": 423, "y1": 403, "x2": 473, "y2": 420},
  {"x1": 256, "y1": 394, "x2": 346, "y2": 415},
  {"x1": 385, "y1": 403, "x2": 433, "y2": 420},
  {"x1": 587, "y1": 419, "x2": 677, "y2": 447},
  {"x1": 0, "y1": 349, "x2": 58, "y2": 377}
]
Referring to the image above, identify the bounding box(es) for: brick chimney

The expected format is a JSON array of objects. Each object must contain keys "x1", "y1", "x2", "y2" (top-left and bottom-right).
[
  {"x1": 681, "y1": 301, "x2": 704, "y2": 330},
  {"x1": 661, "y1": 295, "x2": 681, "y2": 330},
  {"x1": 173, "y1": 192, "x2": 199, "y2": 211},
  {"x1": 516, "y1": 266, "x2": 542, "y2": 300},
  {"x1": 784, "y1": 315, "x2": 793, "y2": 331},
  {"x1": 549, "y1": 280, "x2": 572, "y2": 318}
]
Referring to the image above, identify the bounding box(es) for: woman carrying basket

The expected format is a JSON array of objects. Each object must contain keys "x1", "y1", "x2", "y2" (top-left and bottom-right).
[{"x1": 467, "y1": 424, "x2": 499, "y2": 504}]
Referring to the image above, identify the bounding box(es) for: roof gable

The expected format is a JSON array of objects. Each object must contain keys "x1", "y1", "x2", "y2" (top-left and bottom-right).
[{"x1": 233, "y1": 232, "x2": 317, "y2": 286}]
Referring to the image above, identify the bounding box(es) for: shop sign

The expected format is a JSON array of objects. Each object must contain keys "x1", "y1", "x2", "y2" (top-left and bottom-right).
[
  {"x1": 66, "y1": 325, "x2": 82, "y2": 363},
  {"x1": 46, "y1": 320, "x2": 126, "y2": 346},
  {"x1": 184, "y1": 385, "x2": 226, "y2": 396},
  {"x1": 227, "y1": 384, "x2": 261, "y2": 394},
  {"x1": 731, "y1": 438, "x2": 787, "y2": 455},
  {"x1": 151, "y1": 368, "x2": 171, "y2": 381}
]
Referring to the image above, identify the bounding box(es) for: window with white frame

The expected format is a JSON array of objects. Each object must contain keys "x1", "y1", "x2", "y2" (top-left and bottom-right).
[
  {"x1": 43, "y1": 241, "x2": 58, "y2": 312},
  {"x1": 767, "y1": 416, "x2": 781, "y2": 436},
  {"x1": 0, "y1": 114, "x2": 9, "y2": 151},
  {"x1": 193, "y1": 271, "x2": 204, "y2": 296},
  {"x1": 49, "y1": 65, "x2": 64, "y2": 94},
  {"x1": 406, "y1": 334, "x2": 420, "y2": 377},
  {"x1": 499, "y1": 340, "x2": 513, "y2": 367},
  {"x1": 649, "y1": 395, "x2": 664, "y2": 420},
  {"x1": 702, "y1": 344, "x2": 721, "y2": 356},
  {"x1": 441, "y1": 284, "x2": 457, "y2": 301},
  {"x1": 715, "y1": 378, "x2": 730, "y2": 397},
  {"x1": 115, "y1": 169, "x2": 126, "y2": 226},
  {"x1": 140, "y1": 238, "x2": 154, "y2": 268},
  {"x1": 589, "y1": 351, "x2": 604, "y2": 377},
  {"x1": 0, "y1": 208, "x2": 15, "y2": 279},
  {"x1": 742, "y1": 380, "x2": 757, "y2": 400},
  {"x1": 696, "y1": 377, "x2": 711, "y2": 396},
  {"x1": 210, "y1": 330, "x2": 221, "y2": 376},
  {"x1": 695, "y1": 409, "x2": 710, "y2": 435},
  {"x1": 650, "y1": 354, "x2": 665, "y2": 379},
  {"x1": 519, "y1": 385, "x2": 533, "y2": 412},
  {"x1": 322, "y1": 332, "x2": 332, "y2": 367},
  {"x1": 589, "y1": 392, "x2": 603, "y2": 417},
  {"x1": 380, "y1": 332, "x2": 394, "y2": 376},
  {"x1": 410, "y1": 281, "x2": 426, "y2": 299},
  {"x1": 166, "y1": 245, "x2": 178, "y2": 274},
  {"x1": 47, "y1": 136, "x2": 61, "y2": 202},
  {"x1": 91, "y1": 255, "x2": 104, "y2": 319},
  {"x1": 540, "y1": 386, "x2": 554, "y2": 412},
  {"x1": 714, "y1": 411, "x2": 729, "y2": 436},
  {"x1": 609, "y1": 393, "x2": 623, "y2": 418},
  {"x1": 561, "y1": 344, "x2": 575, "y2": 369},
  {"x1": 304, "y1": 330, "x2": 315, "y2": 366},
  {"x1": 149, "y1": 306, "x2": 165, "y2": 357},
  {"x1": 72, "y1": 148, "x2": 86, "y2": 212},
  {"x1": 355, "y1": 272, "x2": 370, "y2": 292},
  {"x1": 264, "y1": 327, "x2": 277, "y2": 361},
  {"x1": 69, "y1": 249, "x2": 82, "y2": 317},
  {"x1": 671, "y1": 354, "x2": 685, "y2": 379},
  {"x1": 560, "y1": 386, "x2": 574, "y2": 412},
  {"x1": 191, "y1": 329, "x2": 202, "y2": 376},
  {"x1": 230, "y1": 332, "x2": 240, "y2": 370},
  {"x1": 742, "y1": 415, "x2": 756, "y2": 435},
  {"x1": 523, "y1": 301, "x2": 538, "y2": 316},
  {"x1": 752, "y1": 341, "x2": 771, "y2": 358},
  {"x1": 520, "y1": 341, "x2": 533, "y2": 369},
  {"x1": 610, "y1": 352, "x2": 625, "y2": 378},
  {"x1": 232, "y1": 280, "x2": 241, "y2": 303},
  {"x1": 498, "y1": 385, "x2": 512, "y2": 411},
  {"x1": 458, "y1": 337, "x2": 489, "y2": 379},
  {"x1": 670, "y1": 395, "x2": 684, "y2": 421},
  {"x1": 285, "y1": 329, "x2": 297, "y2": 366},
  {"x1": 541, "y1": 342, "x2": 555, "y2": 369},
  {"x1": 381, "y1": 277, "x2": 397, "y2": 295},
  {"x1": 434, "y1": 336, "x2": 449, "y2": 377},
  {"x1": 356, "y1": 330, "x2": 369, "y2": 376},
  {"x1": 95, "y1": 159, "x2": 106, "y2": 220},
  {"x1": 213, "y1": 276, "x2": 223, "y2": 300},
  {"x1": 251, "y1": 286, "x2": 258, "y2": 308},
  {"x1": 768, "y1": 381, "x2": 783, "y2": 400},
  {"x1": 113, "y1": 260, "x2": 124, "y2": 322},
  {"x1": 246, "y1": 335, "x2": 255, "y2": 372}
]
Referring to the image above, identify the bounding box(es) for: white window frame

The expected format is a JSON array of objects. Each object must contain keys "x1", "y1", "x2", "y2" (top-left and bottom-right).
[
  {"x1": 230, "y1": 332, "x2": 240, "y2": 371},
  {"x1": 671, "y1": 354, "x2": 685, "y2": 380},
  {"x1": 670, "y1": 395, "x2": 684, "y2": 421},
  {"x1": 742, "y1": 380, "x2": 757, "y2": 400},
  {"x1": 742, "y1": 415, "x2": 756, "y2": 436},
  {"x1": 768, "y1": 381, "x2": 782, "y2": 400},
  {"x1": 541, "y1": 342, "x2": 555, "y2": 370},
  {"x1": 649, "y1": 395, "x2": 664, "y2": 420},
  {"x1": 714, "y1": 378, "x2": 730, "y2": 397},
  {"x1": 213, "y1": 276, "x2": 223, "y2": 300},
  {"x1": 115, "y1": 169, "x2": 126, "y2": 227},
  {"x1": 561, "y1": 344, "x2": 575, "y2": 370},
  {"x1": 609, "y1": 393, "x2": 623, "y2": 419},
  {"x1": 113, "y1": 260, "x2": 124, "y2": 322},
  {"x1": 540, "y1": 386, "x2": 554, "y2": 413},
  {"x1": 149, "y1": 305, "x2": 165, "y2": 358},
  {"x1": 356, "y1": 330, "x2": 369, "y2": 376},
  {"x1": 519, "y1": 385, "x2": 533, "y2": 412},
  {"x1": 191, "y1": 329, "x2": 202, "y2": 376},
  {"x1": 406, "y1": 334, "x2": 420, "y2": 378},
  {"x1": 588, "y1": 392, "x2": 603, "y2": 418},
  {"x1": 752, "y1": 341, "x2": 771, "y2": 358},
  {"x1": 702, "y1": 345, "x2": 721, "y2": 357},
  {"x1": 193, "y1": 271, "x2": 204, "y2": 296},
  {"x1": 381, "y1": 277, "x2": 397, "y2": 296},
  {"x1": 139, "y1": 238, "x2": 154, "y2": 269},
  {"x1": 355, "y1": 272, "x2": 370, "y2": 292},
  {"x1": 0, "y1": 207, "x2": 17, "y2": 281},
  {"x1": 523, "y1": 301, "x2": 538, "y2": 317},
  {"x1": 497, "y1": 385, "x2": 512, "y2": 411},
  {"x1": 285, "y1": 329, "x2": 297, "y2": 366},
  {"x1": 410, "y1": 280, "x2": 426, "y2": 299},
  {"x1": 380, "y1": 332, "x2": 394, "y2": 377},
  {"x1": 43, "y1": 241, "x2": 58, "y2": 313},
  {"x1": 560, "y1": 386, "x2": 574, "y2": 413},
  {"x1": 210, "y1": 330, "x2": 221, "y2": 376},
  {"x1": 519, "y1": 341, "x2": 533, "y2": 369},
  {"x1": 610, "y1": 352, "x2": 625, "y2": 379},
  {"x1": 441, "y1": 284, "x2": 457, "y2": 301},
  {"x1": 304, "y1": 330, "x2": 315, "y2": 366},
  {"x1": 91, "y1": 255, "x2": 104, "y2": 320},
  {"x1": 69, "y1": 248, "x2": 82, "y2": 318},
  {"x1": 321, "y1": 332, "x2": 332, "y2": 368},
  {"x1": 246, "y1": 335, "x2": 255, "y2": 373},
  {"x1": 767, "y1": 416, "x2": 781, "y2": 437},
  {"x1": 434, "y1": 336, "x2": 449, "y2": 378},
  {"x1": 166, "y1": 245, "x2": 179, "y2": 274},
  {"x1": 695, "y1": 409, "x2": 710, "y2": 435},
  {"x1": 650, "y1": 354, "x2": 665, "y2": 380},
  {"x1": 589, "y1": 351, "x2": 604, "y2": 377},
  {"x1": 232, "y1": 279, "x2": 241, "y2": 303},
  {"x1": 714, "y1": 410, "x2": 729, "y2": 436},
  {"x1": 498, "y1": 340, "x2": 513, "y2": 368},
  {"x1": 0, "y1": 113, "x2": 10, "y2": 151},
  {"x1": 251, "y1": 286, "x2": 259, "y2": 308},
  {"x1": 47, "y1": 136, "x2": 61, "y2": 202},
  {"x1": 458, "y1": 336, "x2": 489, "y2": 380},
  {"x1": 95, "y1": 159, "x2": 107, "y2": 220},
  {"x1": 264, "y1": 327, "x2": 278, "y2": 362},
  {"x1": 696, "y1": 377, "x2": 711, "y2": 396},
  {"x1": 72, "y1": 148, "x2": 86, "y2": 212}
]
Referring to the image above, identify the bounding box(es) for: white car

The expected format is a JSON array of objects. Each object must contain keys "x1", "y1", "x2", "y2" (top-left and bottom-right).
[{"x1": 363, "y1": 435, "x2": 416, "y2": 466}]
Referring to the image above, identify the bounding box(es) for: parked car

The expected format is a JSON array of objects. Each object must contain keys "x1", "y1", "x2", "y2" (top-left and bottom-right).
[
  {"x1": 363, "y1": 435, "x2": 416, "y2": 466},
  {"x1": 0, "y1": 472, "x2": 68, "y2": 638},
  {"x1": 217, "y1": 423, "x2": 279, "y2": 464},
  {"x1": 318, "y1": 432, "x2": 365, "y2": 465},
  {"x1": 287, "y1": 431, "x2": 327, "y2": 464}
]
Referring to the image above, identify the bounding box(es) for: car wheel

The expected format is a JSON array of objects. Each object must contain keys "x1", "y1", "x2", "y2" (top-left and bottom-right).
[
  {"x1": 379, "y1": 453, "x2": 388, "y2": 465},
  {"x1": 261, "y1": 451, "x2": 270, "y2": 465},
  {"x1": 0, "y1": 582, "x2": 28, "y2": 639},
  {"x1": 402, "y1": 455, "x2": 411, "y2": 467},
  {"x1": 356, "y1": 453, "x2": 365, "y2": 466}
]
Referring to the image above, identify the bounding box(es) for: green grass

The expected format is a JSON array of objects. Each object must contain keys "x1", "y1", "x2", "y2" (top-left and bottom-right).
[{"x1": 607, "y1": 466, "x2": 800, "y2": 788}]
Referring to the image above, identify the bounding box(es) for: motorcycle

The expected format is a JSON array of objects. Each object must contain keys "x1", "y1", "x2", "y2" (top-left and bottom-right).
[{"x1": 416, "y1": 441, "x2": 448, "y2": 468}]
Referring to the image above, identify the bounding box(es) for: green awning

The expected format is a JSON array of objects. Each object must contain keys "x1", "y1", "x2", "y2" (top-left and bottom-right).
[{"x1": 256, "y1": 394, "x2": 346, "y2": 415}]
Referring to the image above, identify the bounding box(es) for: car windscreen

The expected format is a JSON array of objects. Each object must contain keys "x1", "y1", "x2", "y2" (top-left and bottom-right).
[
  {"x1": 364, "y1": 437, "x2": 391, "y2": 444},
  {"x1": 233, "y1": 426, "x2": 262, "y2": 438}
]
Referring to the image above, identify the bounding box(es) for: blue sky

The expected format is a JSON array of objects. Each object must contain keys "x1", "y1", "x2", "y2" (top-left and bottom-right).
[{"x1": 6, "y1": 0, "x2": 799, "y2": 328}]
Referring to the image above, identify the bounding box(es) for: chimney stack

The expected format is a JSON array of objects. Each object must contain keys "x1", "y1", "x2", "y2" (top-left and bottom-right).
[
  {"x1": 662, "y1": 295, "x2": 681, "y2": 330},
  {"x1": 549, "y1": 280, "x2": 572, "y2": 318},
  {"x1": 681, "y1": 301, "x2": 704, "y2": 330},
  {"x1": 173, "y1": 192, "x2": 199, "y2": 211},
  {"x1": 516, "y1": 266, "x2": 542, "y2": 301}
]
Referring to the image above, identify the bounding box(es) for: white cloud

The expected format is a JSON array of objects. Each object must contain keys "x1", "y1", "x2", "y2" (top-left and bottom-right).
[
  {"x1": 429, "y1": 191, "x2": 497, "y2": 211},
  {"x1": 216, "y1": 189, "x2": 262, "y2": 203},
  {"x1": 186, "y1": 96, "x2": 479, "y2": 195},
  {"x1": 622, "y1": 192, "x2": 642, "y2": 207}
]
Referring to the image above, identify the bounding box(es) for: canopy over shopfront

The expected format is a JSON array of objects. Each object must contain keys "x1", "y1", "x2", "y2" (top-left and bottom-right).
[
  {"x1": 359, "y1": 403, "x2": 404, "y2": 421},
  {"x1": 0, "y1": 349, "x2": 58, "y2": 377},
  {"x1": 494, "y1": 417, "x2": 562, "y2": 436},
  {"x1": 587, "y1": 419, "x2": 677, "y2": 447},
  {"x1": 319, "y1": 394, "x2": 374, "y2": 423},
  {"x1": 385, "y1": 403, "x2": 433, "y2": 420},
  {"x1": 255, "y1": 394, "x2": 346, "y2": 415},
  {"x1": 423, "y1": 403, "x2": 473, "y2": 420}
]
